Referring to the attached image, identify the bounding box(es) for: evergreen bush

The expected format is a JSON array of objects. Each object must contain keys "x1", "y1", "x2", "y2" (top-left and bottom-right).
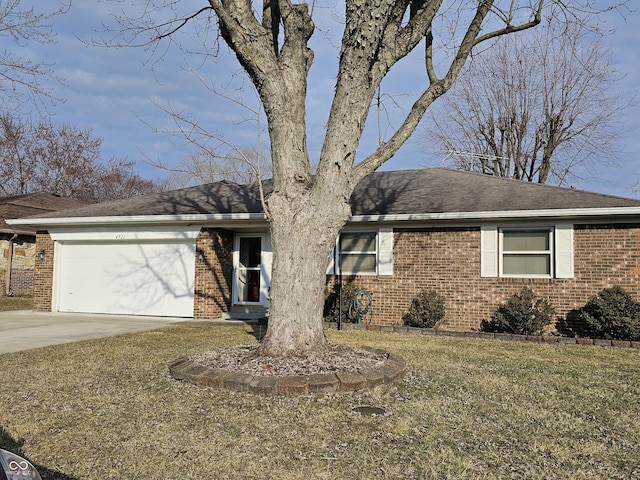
[
  {"x1": 570, "y1": 286, "x2": 640, "y2": 341},
  {"x1": 402, "y1": 289, "x2": 446, "y2": 328},
  {"x1": 483, "y1": 287, "x2": 555, "y2": 335}
]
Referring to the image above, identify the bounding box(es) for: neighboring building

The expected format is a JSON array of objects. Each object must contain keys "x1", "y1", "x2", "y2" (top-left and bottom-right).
[
  {"x1": 1, "y1": 193, "x2": 85, "y2": 296},
  {"x1": 8, "y1": 169, "x2": 640, "y2": 331}
]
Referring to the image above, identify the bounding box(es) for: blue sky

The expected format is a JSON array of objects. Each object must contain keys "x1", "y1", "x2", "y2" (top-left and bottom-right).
[{"x1": 20, "y1": 1, "x2": 640, "y2": 198}]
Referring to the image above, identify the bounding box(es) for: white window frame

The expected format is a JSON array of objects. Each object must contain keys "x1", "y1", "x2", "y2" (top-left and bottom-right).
[
  {"x1": 327, "y1": 228, "x2": 393, "y2": 276},
  {"x1": 499, "y1": 227, "x2": 553, "y2": 278},
  {"x1": 339, "y1": 231, "x2": 378, "y2": 275},
  {"x1": 481, "y1": 224, "x2": 574, "y2": 279}
]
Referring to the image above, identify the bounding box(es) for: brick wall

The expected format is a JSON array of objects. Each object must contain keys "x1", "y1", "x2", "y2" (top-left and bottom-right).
[
  {"x1": 0, "y1": 236, "x2": 36, "y2": 296},
  {"x1": 28, "y1": 223, "x2": 640, "y2": 326},
  {"x1": 33, "y1": 232, "x2": 54, "y2": 311},
  {"x1": 334, "y1": 224, "x2": 640, "y2": 331},
  {"x1": 193, "y1": 228, "x2": 234, "y2": 319}
]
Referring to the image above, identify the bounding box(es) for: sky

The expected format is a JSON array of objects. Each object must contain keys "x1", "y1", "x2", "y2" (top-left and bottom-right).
[{"x1": 14, "y1": 1, "x2": 640, "y2": 198}]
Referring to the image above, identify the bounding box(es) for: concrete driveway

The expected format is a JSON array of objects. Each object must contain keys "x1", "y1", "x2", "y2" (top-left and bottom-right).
[{"x1": 0, "y1": 310, "x2": 189, "y2": 354}]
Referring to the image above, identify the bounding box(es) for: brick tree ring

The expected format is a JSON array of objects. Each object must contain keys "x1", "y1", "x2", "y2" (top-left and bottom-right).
[{"x1": 168, "y1": 344, "x2": 407, "y2": 396}]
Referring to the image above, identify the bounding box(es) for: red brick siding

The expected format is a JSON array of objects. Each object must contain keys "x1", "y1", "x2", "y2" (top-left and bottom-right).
[
  {"x1": 193, "y1": 228, "x2": 234, "y2": 319},
  {"x1": 33, "y1": 232, "x2": 54, "y2": 311},
  {"x1": 29, "y1": 223, "x2": 640, "y2": 327},
  {"x1": 334, "y1": 224, "x2": 640, "y2": 331}
]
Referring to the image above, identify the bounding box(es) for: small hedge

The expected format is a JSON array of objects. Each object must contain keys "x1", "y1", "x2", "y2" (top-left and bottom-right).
[
  {"x1": 568, "y1": 286, "x2": 640, "y2": 341},
  {"x1": 402, "y1": 289, "x2": 446, "y2": 328},
  {"x1": 482, "y1": 287, "x2": 555, "y2": 336},
  {"x1": 324, "y1": 281, "x2": 362, "y2": 323}
]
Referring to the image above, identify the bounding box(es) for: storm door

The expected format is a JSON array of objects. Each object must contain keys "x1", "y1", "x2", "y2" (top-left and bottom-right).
[{"x1": 234, "y1": 235, "x2": 263, "y2": 304}]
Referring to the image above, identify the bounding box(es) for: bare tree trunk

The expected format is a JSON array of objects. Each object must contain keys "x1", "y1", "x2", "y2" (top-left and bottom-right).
[{"x1": 259, "y1": 183, "x2": 351, "y2": 356}]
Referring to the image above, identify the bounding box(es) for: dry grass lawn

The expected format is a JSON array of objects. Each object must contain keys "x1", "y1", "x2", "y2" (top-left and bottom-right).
[
  {"x1": 0, "y1": 295, "x2": 32, "y2": 311},
  {"x1": 0, "y1": 324, "x2": 638, "y2": 479}
]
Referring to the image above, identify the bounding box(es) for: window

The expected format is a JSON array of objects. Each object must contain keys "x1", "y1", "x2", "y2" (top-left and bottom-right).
[
  {"x1": 481, "y1": 224, "x2": 573, "y2": 279},
  {"x1": 340, "y1": 232, "x2": 377, "y2": 274},
  {"x1": 501, "y1": 229, "x2": 552, "y2": 277},
  {"x1": 328, "y1": 228, "x2": 394, "y2": 276}
]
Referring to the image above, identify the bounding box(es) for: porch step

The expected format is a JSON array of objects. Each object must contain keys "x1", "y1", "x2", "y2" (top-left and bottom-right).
[{"x1": 224, "y1": 306, "x2": 268, "y2": 321}]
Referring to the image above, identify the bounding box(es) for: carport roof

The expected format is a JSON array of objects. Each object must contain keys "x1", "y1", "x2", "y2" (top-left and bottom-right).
[{"x1": 8, "y1": 168, "x2": 640, "y2": 225}]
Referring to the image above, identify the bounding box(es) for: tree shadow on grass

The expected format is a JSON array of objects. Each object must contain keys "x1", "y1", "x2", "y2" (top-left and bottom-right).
[{"x1": 0, "y1": 427, "x2": 79, "y2": 480}]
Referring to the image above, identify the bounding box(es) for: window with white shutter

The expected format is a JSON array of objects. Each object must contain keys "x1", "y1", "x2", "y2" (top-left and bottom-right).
[{"x1": 481, "y1": 224, "x2": 574, "y2": 279}]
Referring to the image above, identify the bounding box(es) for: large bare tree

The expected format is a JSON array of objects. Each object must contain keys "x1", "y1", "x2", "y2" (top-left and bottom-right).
[
  {"x1": 0, "y1": 0, "x2": 70, "y2": 111},
  {"x1": 422, "y1": 18, "x2": 628, "y2": 185},
  {"x1": 103, "y1": 0, "x2": 626, "y2": 356}
]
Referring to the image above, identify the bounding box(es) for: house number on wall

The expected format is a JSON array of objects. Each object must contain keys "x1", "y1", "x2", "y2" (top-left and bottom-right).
[{"x1": 115, "y1": 234, "x2": 126, "y2": 239}]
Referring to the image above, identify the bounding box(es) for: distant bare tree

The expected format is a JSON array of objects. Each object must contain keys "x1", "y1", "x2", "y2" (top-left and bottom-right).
[
  {"x1": 0, "y1": 0, "x2": 70, "y2": 111},
  {"x1": 94, "y1": 157, "x2": 161, "y2": 202},
  {"x1": 145, "y1": 77, "x2": 271, "y2": 188},
  {"x1": 0, "y1": 111, "x2": 33, "y2": 194},
  {"x1": 30, "y1": 119, "x2": 103, "y2": 200},
  {"x1": 0, "y1": 112, "x2": 160, "y2": 202},
  {"x1": 422, "y1": 19, "x2": 628, "y2": 186},
  {"x1": 164, "y1": 146, "x2": 272, "y2": 189}
]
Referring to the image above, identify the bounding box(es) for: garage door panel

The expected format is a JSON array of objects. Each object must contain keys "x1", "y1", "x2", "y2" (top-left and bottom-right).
[{"x1": 57, "y1": 242, "x2": 195, "y2": 317}]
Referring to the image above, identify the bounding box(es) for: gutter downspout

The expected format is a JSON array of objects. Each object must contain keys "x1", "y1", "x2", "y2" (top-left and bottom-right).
[{"x1": 4, "y1": 234, "x2": 17, "y2": 296}]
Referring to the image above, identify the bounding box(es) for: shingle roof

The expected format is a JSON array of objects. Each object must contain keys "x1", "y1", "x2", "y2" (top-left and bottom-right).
[
  {"x1": 350, "y1": 169, "x2": 640, "y2": 215},
  {"x1": 0, "y1": 192, "x2": 86, "y2": 234},
  {"x1": 26, "y1": 180, "x2": 267, "y2": 218},
  {"x1": 14, "y1": 168, "x2": 640, "y2": 222}
]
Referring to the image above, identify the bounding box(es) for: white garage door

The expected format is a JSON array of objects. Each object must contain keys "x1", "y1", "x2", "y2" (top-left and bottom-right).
[{"x1": 56, "y1": 241, "x2": 196, "y2": 317}]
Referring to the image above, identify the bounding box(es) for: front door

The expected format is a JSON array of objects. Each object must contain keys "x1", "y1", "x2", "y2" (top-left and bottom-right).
[{"x1": 233, "y1": 234, "x2": 271, "y2": 306}]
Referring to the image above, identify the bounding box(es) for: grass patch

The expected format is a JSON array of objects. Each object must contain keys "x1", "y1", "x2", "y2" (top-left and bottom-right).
[
  {"x1": 0, "y1": 325, "x2": 638, "y2": 479},
  {"x1": 0, "y1": 295, "x2": 32, "y2": 311}
]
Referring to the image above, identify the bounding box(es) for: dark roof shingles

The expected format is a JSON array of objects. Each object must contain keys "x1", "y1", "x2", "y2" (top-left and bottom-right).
[{"x1": 20, "y1": 169, "x2": 640, "y2": 221}]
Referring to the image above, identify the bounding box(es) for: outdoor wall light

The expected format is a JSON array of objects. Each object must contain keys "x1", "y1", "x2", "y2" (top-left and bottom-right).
[
  {"x1": 38, "y1": 249, "x2": 46, "y2": 261},
  {"x1": 197, "y1": 249, "x2": 205, "y2": 262}
]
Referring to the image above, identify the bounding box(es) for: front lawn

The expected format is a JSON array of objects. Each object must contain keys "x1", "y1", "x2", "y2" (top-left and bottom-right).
[
  {"x1": 0, "y1": 295, "x2": 32, "y2": 311},
  {"x1": 0, "y1": 325, "x2": 638, "y2": 479}
]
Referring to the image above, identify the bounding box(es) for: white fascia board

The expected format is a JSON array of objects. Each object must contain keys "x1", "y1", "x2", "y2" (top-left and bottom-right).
[
  {"x1": 349, "y1": 207, "x2": 640, "y2": 223},
  {"x1": 6, "y1": 213, "x2": 267, "y2": 227},
  {"x1": 49, "y1": 225, "x2": 204, "y2": 242}
]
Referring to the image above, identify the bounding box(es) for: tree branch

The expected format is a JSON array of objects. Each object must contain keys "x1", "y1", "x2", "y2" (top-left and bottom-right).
[{"x1": 153, "y1": 7, "x2": 214, "y2": 42}]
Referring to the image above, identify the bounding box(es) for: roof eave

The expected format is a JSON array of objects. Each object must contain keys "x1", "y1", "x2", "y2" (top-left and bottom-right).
[
  {"x1": 7, "y1": 206, "x2": 640, "y2": 229},
  {"x1": 6, "y1": 213, "x2": 268, "y2": 227},
  {"x1": 350, "y1": 206, "x2": 640, "y2": 222}
]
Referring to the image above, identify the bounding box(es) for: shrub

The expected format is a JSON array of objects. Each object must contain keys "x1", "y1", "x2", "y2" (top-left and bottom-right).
[
  {"x1": 483, "y1": 287, "x2": 555, "y2": 335},
  {"x1": 570, "y1": 286, "x2": 640, "y2": 341},
  {"x1": 323, "y1": 281, "x2": 362, "y2": 323},
  {"x1": 402, "y1": 290, "x2": 446, "y2": 328}
]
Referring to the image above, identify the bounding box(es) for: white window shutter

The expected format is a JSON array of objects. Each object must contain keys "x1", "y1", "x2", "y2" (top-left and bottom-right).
[
  {"x1": 480, "y1": 226, "x2": 498, "y2": 277},
  {"x1": 555, "y1": 224, "x2": 574, "y2": 278},
  {"x1": 377, "y1": 228, "x2": 394, "y2": 276}
]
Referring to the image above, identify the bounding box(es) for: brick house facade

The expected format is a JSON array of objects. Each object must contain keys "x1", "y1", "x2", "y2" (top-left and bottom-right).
[
  {"x1": 12, "y1": 169, "x2": 640, "y2": 332},
  {"x1": 29, "y1": 221, "x2": 640, "y2": 332},
  {"x1": 335, "y1": 223, "x2": 640, "y2": 331}
]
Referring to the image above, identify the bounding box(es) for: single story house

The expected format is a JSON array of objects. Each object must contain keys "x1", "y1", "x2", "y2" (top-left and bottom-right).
[
  {"x1": 1, "y1": 193, "x2": 85, "y2": 296},
  {"x1": 8, "y1": 168, "x2": 640, "y2": 331}
]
